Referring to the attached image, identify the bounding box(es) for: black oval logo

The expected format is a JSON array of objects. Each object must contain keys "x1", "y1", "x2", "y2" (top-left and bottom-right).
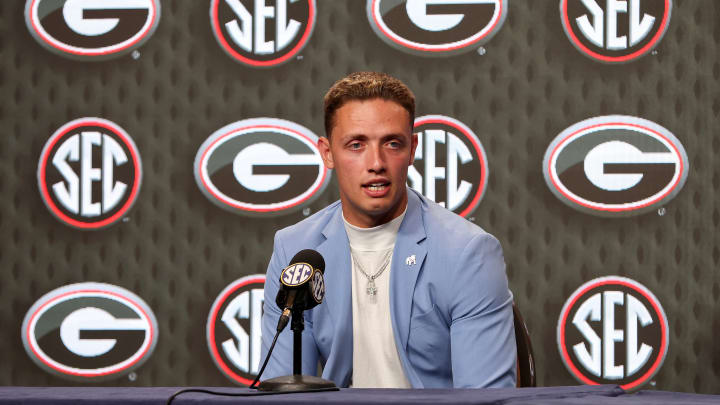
[
  {"x1": 207, "y1": 275, "x2": 266, "y2": 386},
  {"x1": 194, "y1": 118, "x2": 330, "y2": 216},
  {"x1": 557, "y1": 276, "x2": 669, "y2": 390},
  {"x1": 367, "y1": 0, "x2": 507, "y2": 56},
  {"x1": 310, "y1": 270, "x2": 325, "y2": 304},
  {"x1": 25, "y1": 0, "x2": 161, "y2": 60},
  {"x1": 210, "y1": 0, "x2": 316, "y2": 67},
  {"x1": 543, "y1": 116, "x2": 688, "y2": 216},
  {"x1": 410, "y1": 115, "x2": 489, "y2": 217},
  {"x1": 560, "y1": 0, "x2": 672, "y2": 63},
  {"x1": 21, "y1": 283, "x2": 158, "y2": 380},
  {"x1": 37, "y1": 118, "x2": 142, "y2": 229}
]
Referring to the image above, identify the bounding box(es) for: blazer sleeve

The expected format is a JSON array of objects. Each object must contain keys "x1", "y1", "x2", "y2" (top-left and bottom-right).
[
  {"x1": 259, "y1": 232, "x2": 320, "y2": 380},
  {"x1": 449, "y1": 233, "x2": 517, "y2": 388}
]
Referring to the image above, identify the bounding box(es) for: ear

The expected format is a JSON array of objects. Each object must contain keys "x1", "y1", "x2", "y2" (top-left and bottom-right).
[
  {"x1": 408, "y1": 131, "x2": 419, "y2": 165},
  {"x1": 318, "y1": 136, "x2": 335, "y2": 169}
]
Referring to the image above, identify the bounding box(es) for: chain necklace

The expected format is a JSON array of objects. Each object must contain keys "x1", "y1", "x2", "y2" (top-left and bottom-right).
[{"x1": 351, "y1": 248, "x2": 393, "y2": 299}]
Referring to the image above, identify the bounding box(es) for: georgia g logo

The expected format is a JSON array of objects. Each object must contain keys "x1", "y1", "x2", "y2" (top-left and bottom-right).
[
  {"x1": 367, "y1": 0, "x2": 508, "y2": 56},
  {"x1": 25, "y1": 0, "x2": 161, "y2": 60},
  {"x1": 210, "y1": 0, "x2": 316, "y2": 67},
  {"x1": 37, "y1": 118, "x2": 142, "y2": 230},
  {"x1": 543, "y1": 115, "x2": 688, "y2": 217},
  {"x1": 21, "y1": 283, "x2": 158, "y2": 381},
  {"x1": 560, "y1": 0, "x2": 672, "y2": 63},
  {"x1": 557, "y1": 276, "x2": 669, "y2": 390},
  {"x1": 195, "y1": 118, "x2": 330, "y2": 216},
  {"x1": 409, "y1": 115, "x2": 488, "y2": 217},
  {"x1": 207, "y1": 275, "x2": 266, "y2": 386}
]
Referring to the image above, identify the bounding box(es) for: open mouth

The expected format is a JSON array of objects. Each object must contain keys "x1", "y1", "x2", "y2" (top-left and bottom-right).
[{"x1": 363, "y1": 182, "x2": 390, "y2": 192}]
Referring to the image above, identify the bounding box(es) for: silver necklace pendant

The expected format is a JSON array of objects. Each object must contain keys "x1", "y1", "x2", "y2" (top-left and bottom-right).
[
  {"x1": 366, "y1": 278, "x2": 377, "y2": 296},
  {"x1": 351, "y1": 249, "x2": 392, "y2": 304}
]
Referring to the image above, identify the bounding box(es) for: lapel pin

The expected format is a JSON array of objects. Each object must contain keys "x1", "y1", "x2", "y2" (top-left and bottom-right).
[{"x1": 405, "y1": 255, "x2": 416, "y2": 266}]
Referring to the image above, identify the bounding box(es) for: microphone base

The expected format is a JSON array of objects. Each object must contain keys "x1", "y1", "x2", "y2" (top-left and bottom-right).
[{"x1": 256, "y1": 374, "x2": 339, "y2": 392}]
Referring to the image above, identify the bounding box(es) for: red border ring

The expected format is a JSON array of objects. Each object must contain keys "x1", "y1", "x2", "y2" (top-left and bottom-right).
[
  {"x1": 37, "y1": 118, "x2": 142, "y2": 230},
  {"x1": 556, "y1": 276, "x2": 669, "y2": 390},
  {"x1": 207, "y1": 275, "x2": 266, "y2": 386},
  {"x1": 560, "y1": 0, "x2": 672, "y2": 63},
  {"x1": 414, "y1": 115, "x2": 489, "y2": 217},
  {"x1": 210, "y1": 0, "x2": 316, "y2": 67}
]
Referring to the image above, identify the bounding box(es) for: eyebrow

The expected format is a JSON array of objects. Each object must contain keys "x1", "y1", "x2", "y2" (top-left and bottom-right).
[{"x1": 342, "y1": 133, "x2": 408, "y2": 142}]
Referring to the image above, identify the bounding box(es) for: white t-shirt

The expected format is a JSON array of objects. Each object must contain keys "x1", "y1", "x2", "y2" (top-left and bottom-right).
[{"x1": 343, "y1": 210, "x2": 411, "y2": 388}]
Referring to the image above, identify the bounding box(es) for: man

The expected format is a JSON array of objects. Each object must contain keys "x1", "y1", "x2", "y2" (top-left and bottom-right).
[{"x1": 260, "y1": 72, "x2": 516, "y2": 388}]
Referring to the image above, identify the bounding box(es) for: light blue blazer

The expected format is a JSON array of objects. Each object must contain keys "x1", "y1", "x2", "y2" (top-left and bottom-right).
[{"x1": 260, "y1": 189, "x2": 516, "y2": 388}]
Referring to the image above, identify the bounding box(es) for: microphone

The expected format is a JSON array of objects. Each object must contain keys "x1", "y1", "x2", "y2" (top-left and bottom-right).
[
  {"x1": 275, "y1": 249, "x2": 326, "y2": 332},
  {"x1": 256, "y1": 249, "x2": 337, "y2": 392}
]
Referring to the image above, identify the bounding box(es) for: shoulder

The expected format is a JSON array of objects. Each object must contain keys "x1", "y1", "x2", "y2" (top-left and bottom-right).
[
  {"x1": 415, "y1": 190, "x2": 497, "y2": 249},
  {"x1": 411, "y1": 191, "x2": 510, "y2": 318},
  {"x1": 274, "y1": 200, "x2": 341, "y2": 245}
]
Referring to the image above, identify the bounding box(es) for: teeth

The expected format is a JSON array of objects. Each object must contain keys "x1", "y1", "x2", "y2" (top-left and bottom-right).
[{"x1": 367, "y1": 184, "x2": 387, "y2": 191}]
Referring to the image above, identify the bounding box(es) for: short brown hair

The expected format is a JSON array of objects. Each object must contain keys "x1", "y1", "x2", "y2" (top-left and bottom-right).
[{"x1": 323, "y1": 72, "x2": 415, "y2": 137}]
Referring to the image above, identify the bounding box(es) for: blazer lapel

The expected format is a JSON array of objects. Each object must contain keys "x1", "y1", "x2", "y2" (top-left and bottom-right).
[
  {"x1": 390, "y1": 191, "x2": 427, "y2": 385},
  {"x1": 316, "y1": 207, "x2": 353, "y2": 385}
]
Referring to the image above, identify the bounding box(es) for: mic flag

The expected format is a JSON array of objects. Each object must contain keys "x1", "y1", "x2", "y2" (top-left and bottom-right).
[{"x1": 276, "y1": 249, "x2": 326, "y2": 313}]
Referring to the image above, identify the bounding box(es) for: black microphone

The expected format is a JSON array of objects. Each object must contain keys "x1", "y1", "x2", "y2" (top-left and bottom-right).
[
  {"x1": 256, "y1": 249, "x2": 337, "y2": 392},
  {"x1": 274, "y1": 249, "x2": 326, "y2": 332}
]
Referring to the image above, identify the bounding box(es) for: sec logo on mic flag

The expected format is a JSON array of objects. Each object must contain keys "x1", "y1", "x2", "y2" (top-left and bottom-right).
[
  {"x1": 281, "y1": 263, "x2": 314, "y2": 287},
  {"x1": 543, "y1": 115, "x2": 688, "y2": 216}
]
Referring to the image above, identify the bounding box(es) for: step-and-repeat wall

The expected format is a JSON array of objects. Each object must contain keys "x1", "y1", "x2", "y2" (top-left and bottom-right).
[{"x1": 1, "y1": 0, "x2": 718, "y2": 393}]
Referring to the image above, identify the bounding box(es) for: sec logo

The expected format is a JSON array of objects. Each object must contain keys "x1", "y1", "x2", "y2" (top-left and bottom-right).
[
  {"x1": 210, "y1": 0, "x2": 316, "y2": 67},
  {"x1": 21, "y1": 283, "x2": 158, "y2": 381},
  {"x1": 560, "y1": 0, "x2": 672, "y2": 63},
  {"x1": 37, "y1": 118, "x2": 142, "y2": 229},
  {"x1": 310, "y1": 270, "x2": 325, "y2": 304},
  {"x1": 281, "y1": 263, "x2": 313, "y2": 287},
  {"x1": 194, "y1": 118, "x2": 330, "y2": 216},
  {"x1": 25, "y1": 0, "x2": 161, "y2": 60},
  {"x1": 409, "y1": 115, "x2": 488, "y2": 217},
  {"x1": 543, "y1": 115, "x2": 688, "y2": 217},
  {"x1": 367, "y1": 0, "x2": 507, "y2": 56},
  {"x1": 207, "y1": 275, "x2": 266, "y2": 386},
  {"x1": 557, "y1": 276, "x2": 669, "y2": 390}
]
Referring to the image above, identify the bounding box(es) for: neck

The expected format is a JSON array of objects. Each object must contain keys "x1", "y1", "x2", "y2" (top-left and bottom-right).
[{"x1": 341, "y1": 192, "x2": 408, "y2": 228}]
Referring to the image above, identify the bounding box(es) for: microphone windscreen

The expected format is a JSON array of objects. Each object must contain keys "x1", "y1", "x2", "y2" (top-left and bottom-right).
[{"x1": 290, "y1": 249, "x2": 325, "y2": 274}]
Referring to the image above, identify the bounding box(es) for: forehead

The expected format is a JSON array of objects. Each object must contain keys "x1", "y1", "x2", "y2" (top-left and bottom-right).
[{"x1": 330, "y1": 99, "x2": 412, "y2": 139}]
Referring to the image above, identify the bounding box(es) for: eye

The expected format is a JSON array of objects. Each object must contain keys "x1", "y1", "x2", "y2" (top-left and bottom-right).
[
  {"x1": 387, "y1": 140, "x2": 402, "y2": 149},
  {"x1": 348, "y1": 141, "x2": 362, "y2": 150}
]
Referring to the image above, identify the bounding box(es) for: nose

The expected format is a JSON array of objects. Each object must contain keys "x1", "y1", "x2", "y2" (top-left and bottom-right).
[{"x1": 367, "y1": 142, "x2": 386, "y2": 174}]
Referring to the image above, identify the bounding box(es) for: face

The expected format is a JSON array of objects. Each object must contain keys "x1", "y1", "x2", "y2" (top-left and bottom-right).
[{"x1": 318, "y1": 99, "x2": 418, "y2": 228}]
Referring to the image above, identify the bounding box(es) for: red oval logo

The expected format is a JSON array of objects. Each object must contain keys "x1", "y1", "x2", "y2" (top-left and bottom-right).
[
  {"x1": 557, "y1": 276, "x2": 669, "y2": 390},
  {"x1": 543, "y1": 116, "x2": 688, "y2": 216},
  {"x1": 37, "y1": 118, "x2": 142, "y2": 229},
  {"x1": 25, "y1": 0, "x2": 161, "y2": 60},
  {"x1": 410, "y1": 115, "x2": 488, "y2": 217},
  {"x1": 194, "y1": 118, "x2": 330, "y2": 216},
  {"x1": 207, "y1": 275, "x2": 266, "y2": 386},
  {"x1": 22, "y1": 283, "x2": 158, "y2": 380}
]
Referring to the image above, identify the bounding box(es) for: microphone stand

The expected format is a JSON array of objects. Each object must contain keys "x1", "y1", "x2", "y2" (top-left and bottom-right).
[{"x1": 257, "y1": 308, "x2": 338, "y2": 392}]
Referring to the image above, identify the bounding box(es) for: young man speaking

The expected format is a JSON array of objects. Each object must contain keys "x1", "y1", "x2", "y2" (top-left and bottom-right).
[{"x1": 260, "y1": 72, "x2": 516, "y2": 388}]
